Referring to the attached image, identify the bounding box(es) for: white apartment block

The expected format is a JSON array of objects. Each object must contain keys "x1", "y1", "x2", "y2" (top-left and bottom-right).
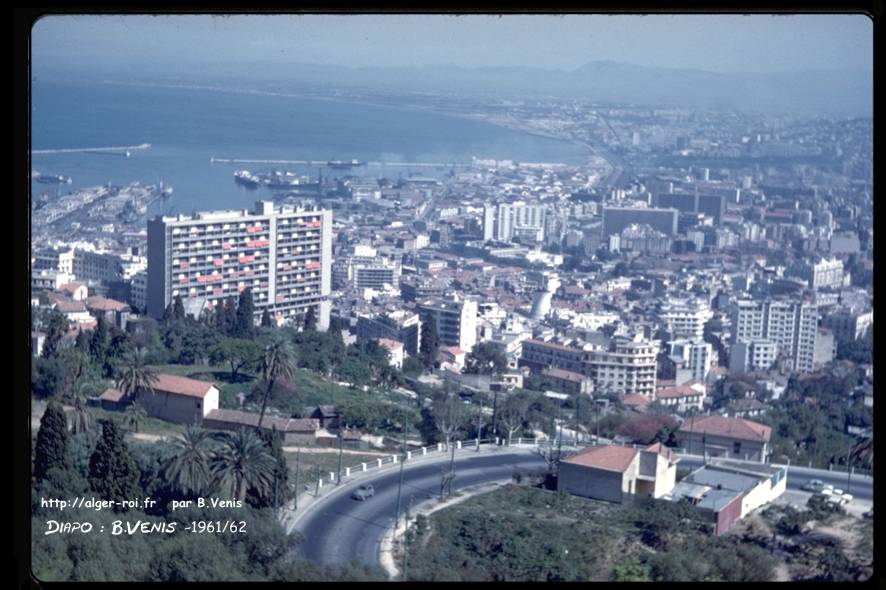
[
  {"x1": 731, "y1": 299, "x2": 819, "y2": 373},
  {"x1": 669, "y1": 339, "x2": 714, "y2": 382},
  {"x1": 147, "y1": 201, "x2": 332, "y2": 329},
  {"x1": 729, "y1": 339, "x2": 779, "y2": 373},
  {"x1": 660, "y1": 299, "x2": 713, "y2": 340},
  {"x1": 806, "y1": 257, "x2": 844, "y2": 290},
  {"x1": 417, "y1": 297, "x2": 478, "y2": 352},
  {"x1": 585, "y1": 339, "x2": 659, "y2": 398}
]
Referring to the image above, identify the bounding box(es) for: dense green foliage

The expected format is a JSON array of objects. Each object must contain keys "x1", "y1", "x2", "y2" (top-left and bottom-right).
[
  {"x1": 33, "y1": 401, "x2": 69, "y2": 482},
  {"x1": 463, "y1": 341, "x2": 508, "y2": 376},
  {"x1": 88, "y1": 420, "x2": 143, "y2": 505},
  {"x1": 404, "y1": 485, "x2": 775, "y2": 582}
]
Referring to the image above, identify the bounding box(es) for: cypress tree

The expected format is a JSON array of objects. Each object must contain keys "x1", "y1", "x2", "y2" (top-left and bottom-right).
[
  {"x1": 303, "y1": 305, "x2": 317, "y2": 332},
  {"x1": 89, "y1": 420, "x2": 142, "y2": 507},
  {"x1": 419, "y1": 315, "x2": 440, "y2": 369},
  {"x1": 173, "y1": 294, "x2": 186, "y2": 321},
  {"x1": 33, "y1": 401, "x2": 69, "y2": 482},
  {"x1": 236, "y1": 288, "x2": 256, "y2": 338},
  {"x1": 162, "y1": 303, "x2": 174, "y2": 325},
  {"x1": 258, "y1": 427, "x2": 290, "y2": 507},
  {"x1": 90, "y1": 315, "x2": 109, "y2": 367},
  {"x1": 214, "y1": 302, "x2": 228, "y2": 334},
  {"x1": 41, "y1": 310, "x2": 69, "y2": 359},
  {"x1": 224, "y1": 297, "x2": 238, "y2": 336},
  {"x1": 261, "y1": 308, "x2": 273, "y2": 328}
]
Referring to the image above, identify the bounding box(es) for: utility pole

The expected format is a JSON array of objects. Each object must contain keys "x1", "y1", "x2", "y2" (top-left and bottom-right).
[
  {"x1": 336, "y1": 430, "x2": 344, "y2": 484},
  {"x1": 575, "y1": 394, "x2": 581, "y2": 444},
  {"x1": 447, "y1": 438, "x2": 456, "y2": 496},
  {"x1": 846, "y1": 446, "x2": 853, "y2": 495},
  {"x1": 294, "y1": 448, "x2": 300, "y2": 510},
  {"x1": 314, "y1": 464, "x2": 321, "y2": 496},
  {"x1": 476, "y1": 401, "x2": 483, "y2": 452},
  {"x1": 395, "y1": 455, "x2": 405, "y2": 528},
  {"x1": 491, "y1": 388, "x2": 499, "y2": 440}
]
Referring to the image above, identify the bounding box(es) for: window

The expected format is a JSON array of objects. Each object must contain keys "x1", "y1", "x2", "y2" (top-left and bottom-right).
[{"x1": 733, "y1": 441, "x2": 742, "y2": 455}]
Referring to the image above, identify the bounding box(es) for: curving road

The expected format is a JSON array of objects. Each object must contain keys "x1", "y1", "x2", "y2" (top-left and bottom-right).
[
  {"x1": 294, "y1": 447, "x2": 873, "y2": 569},
  {"x1": 295, "y1": 449, "x2": 545, "y2": 567}
]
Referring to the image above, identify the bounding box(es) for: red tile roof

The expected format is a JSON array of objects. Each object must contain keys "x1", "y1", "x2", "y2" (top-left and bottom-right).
[
  {"x1": 85, "y1": 295, "x2": 128, "y2": 312},
  {"x1": 542, "y1": 367, "x2": 586, "y2": 382},
  {"x1": 149, "y1": 374, "x2": 217, "y2": 399},
  {"x1": 678, "y1": 415, "x2": 771, "y2": 442},
  {"x1": 98, "y1": 388, "x2": 124, "y2": 403},
  {"x1": 562, "y1": 444, "x2": 638, "y2": 473},
  {"x1": 623, "y1": 393, "x2": 652, "y2": 408},
  {"x1": 54, "y1": 299, "x2": 87, "y2": 313}
]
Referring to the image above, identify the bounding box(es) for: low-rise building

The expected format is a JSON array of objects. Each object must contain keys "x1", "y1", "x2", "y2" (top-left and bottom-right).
[
  {"x1": 665, "y1": 459, "x2": 787, "y2": 535},
  {"x1": 677, "y1": 415, "x2": 771, "y2": 462},
  {"x1": 557, "y1": 442, "x2": 680, "y2": 503}
]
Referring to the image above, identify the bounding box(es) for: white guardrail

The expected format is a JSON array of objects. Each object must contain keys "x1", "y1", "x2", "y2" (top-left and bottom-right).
[{"x1": 303, "y1": 437, "x2": 543, "y2": 495}]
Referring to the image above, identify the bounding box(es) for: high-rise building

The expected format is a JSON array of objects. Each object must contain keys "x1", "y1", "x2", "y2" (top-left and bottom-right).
[
  {"x1": 601, "y1": 206, "x2": 679, "y2": 238},
  {"x1": 584, "y1": 338, "x2": 659, "y2": 398},
  {"x1": 147, "y1": 201, "x2": 332, "y2": 329},
  {"x1": 417, "y1": 297, "x2": 478, "y2": 352},
  {"x1": 482, "y1": 204, "x2": 495, "y2": 242},
  {"x1": 660, "y1": 298, "x2": 713, "y2": 340},
  {"x1": 333, "y1": 244, "x2": 400, "y2": 291},
  {"x1": 730, "y1": 299, "x2": 819, "y2": 373},
  {"x1": 669, "y1": 339, "x2": 714, "y2": 381},
  {"x1": 653, "y1": 192, "x2": 726, "y2": 224},
  {"x1": 356, "y1": 310, "x2": 421, "y2": 357}
]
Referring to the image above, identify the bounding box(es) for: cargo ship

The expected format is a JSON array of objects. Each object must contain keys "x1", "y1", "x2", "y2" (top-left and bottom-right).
[{"x1": 327, "y1": 159, "x2": 366, "y2": 169}]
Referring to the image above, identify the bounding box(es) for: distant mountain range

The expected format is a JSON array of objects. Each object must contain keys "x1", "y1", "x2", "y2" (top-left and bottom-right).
[{"x1": 39, "y1": 58, "x2": 873, "y2": 117}]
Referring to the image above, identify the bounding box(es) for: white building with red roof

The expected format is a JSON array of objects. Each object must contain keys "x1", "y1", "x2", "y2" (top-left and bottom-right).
[
  {"x1": 557, "y1": 442, "x2": 680, "y2": 503},
  {"x1": 677, "y1": 415, "x2": 771, "y2": 462},
  {"x1": 100, "y1": 373, "x2": 220, "y2": 425}
]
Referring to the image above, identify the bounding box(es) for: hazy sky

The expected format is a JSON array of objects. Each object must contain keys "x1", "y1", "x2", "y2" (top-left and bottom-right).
[{"x1": 32, "y1": 14, "x2": 872, "y2": 73}]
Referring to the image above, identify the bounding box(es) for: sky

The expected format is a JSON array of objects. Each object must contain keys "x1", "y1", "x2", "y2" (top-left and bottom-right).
[{"x1": 32, "y1": 14, "x2": 872, "y2": 74}]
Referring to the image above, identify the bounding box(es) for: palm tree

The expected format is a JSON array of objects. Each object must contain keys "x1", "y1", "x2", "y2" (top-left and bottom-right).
[
  {"x1": 210, "y1": 428, "x2": 276, "y2": 501},
  {"x1": 256, "y1": 336, "x2": 297, "y2": 430},
  {"x1": 124, "y1": 402, "x2": 149, "y2": 433},
  {"x1": 163, "y1": 424, "x2": 215, "y2": 497},
  {"x1": 116, "y1": 347, "x2": 159, "y2": 404}
]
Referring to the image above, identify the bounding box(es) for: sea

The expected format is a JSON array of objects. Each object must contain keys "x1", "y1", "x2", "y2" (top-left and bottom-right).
[{"x1": 30, "y1": 80, "x2": 588, "y2": 218}]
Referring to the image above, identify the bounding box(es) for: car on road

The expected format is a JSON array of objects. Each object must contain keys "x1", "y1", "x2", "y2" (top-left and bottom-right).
[
  {"x1": 351, "y1": 484, "x2": 375, "y2": 501},
  {"x1": 802, "y1": 479, "x2": 826, "y2": 492}
]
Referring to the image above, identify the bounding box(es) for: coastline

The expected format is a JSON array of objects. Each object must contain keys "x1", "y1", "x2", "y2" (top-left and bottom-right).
[{"x1": 99, "y1": 79, "x2": 594, "y2": 165}]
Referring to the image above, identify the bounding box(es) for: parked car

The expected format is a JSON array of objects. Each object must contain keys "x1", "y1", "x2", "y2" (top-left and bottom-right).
[
  {"x1": 351, "y1": 484, "x2": 375, "y2": 501},
  {"x1": 802, "y1": 479, "x2": 825, "y2": 492},
  {"x1": 863, "y1": 507, "x2": 873, "y2": 519}
]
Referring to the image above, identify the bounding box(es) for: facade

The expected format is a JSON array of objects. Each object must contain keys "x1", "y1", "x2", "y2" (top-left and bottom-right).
[
  {"x1": 32, "y1": 269, "x2": 75, "y2": 291},
  {"x1": 378, "y1": 338, "x2": 405, "y2": 370},
  {"x1": 666, "y1": 460, "x2": 787, "y2": 535},
  {"x1": 520, "y1": 339, "x2": 588, "y2": 374},
  {"x1": 334, "y1": 244, "x2": 400, "y2": 290},
  {"x1": 729, "y1": 338, "x2": 779, "y2": 373},
  {"x1": 669, "y1": 339, "x2": 714, "y2": 381},
  {"x1": 98, "y1": 373, "x2": 220, "y2": 425},
  {"x1": 654, "y1": 192, "x2": 726, "y2": 224},
  {"x1": 147, "y1": 201, "x2": 332, "y2": 330},
  {"x1": 482, "y1": 204, "x2": 495, "y2": 241},
  {"x1": 824, "y1": 309, "x2": 873, "y2": 343},
  {"x1": 601, "y1": 206, "x2": 679, "y2": 237},
  {"x1": 130, "y1": 270, "x2": 148, "y2": 311},
  {"x1": 655, "y1": 385, "x2": 705, "y2": 412},
  {"x1": 585, "y1": 338, "x2": 659, "y2": 398},
  {"x1": 805, "y1": 257, "x2": 844, "y2": 290},
  {"x1": 558, "y1": 443, "x2": 679, "y2": 503},
  {"x1": 355, "y1": 310, "x2": 421, "y2": 356},
  {"x1": 417, "y1": 297, "x2": 478, "y2": 352},
  {"x1": 677, "y1": 415, "x2": 771, "y2": 462},
  {"x1": 541, "y1": 367, "x2": 594, "y2": 395},
  {"x1": 660, "y1": 299, "x2": 713, "y2": 340},
  {"x1": 730, "y1": 299, "x2": 819, "y2": 373}
]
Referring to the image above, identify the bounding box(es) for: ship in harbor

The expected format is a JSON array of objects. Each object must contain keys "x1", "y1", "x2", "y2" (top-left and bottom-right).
[
  {"x1": 234, "y1": 169, "x2": 320, "y2": 192},
  {"x1": 327, "y1": 159, "x2": 366, "y2": 169},
  {"x1": 234, "y1": 170, "x2": 262, "y2": 188},
  {"x1": 33, "y1": 172, "x2": 72, "y2": 184}
]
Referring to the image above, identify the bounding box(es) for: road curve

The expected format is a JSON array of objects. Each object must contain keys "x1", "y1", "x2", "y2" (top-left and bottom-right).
[
  {"x1": 295, "y1": 449, "x2": 545, "y2": 567},
  {"x1": 295, "y1": 449, "x2": 873, "y2": 569}
]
